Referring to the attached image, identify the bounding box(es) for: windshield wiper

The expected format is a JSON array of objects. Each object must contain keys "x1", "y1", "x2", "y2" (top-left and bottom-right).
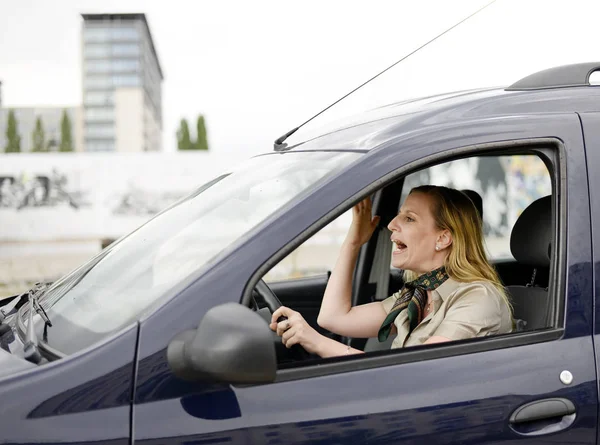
[
  {"x1": 0, "y1": 283, "x2": 52, "y2": 363},
  {"x1": 22, "y1": 284, "x2": 52, "y2": 364},
  {"x1": 0, "y1": 282, "x2": 49, "y2": 321},
  {"x1": 0, "y1": 282, "x2": 49, "y2": 335}
]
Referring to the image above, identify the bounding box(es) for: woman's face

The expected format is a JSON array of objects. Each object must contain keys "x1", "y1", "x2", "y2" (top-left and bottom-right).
[{"x1": 388, "y1": 192, "x2": 448, "y2": 274}]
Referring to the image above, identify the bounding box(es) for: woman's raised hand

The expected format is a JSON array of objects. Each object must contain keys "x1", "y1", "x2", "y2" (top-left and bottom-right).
[{"x1": 346, "y1": 197, "x2": 380, "y2": 247}]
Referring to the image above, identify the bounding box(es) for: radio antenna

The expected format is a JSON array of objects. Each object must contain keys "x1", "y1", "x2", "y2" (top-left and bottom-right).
[{"x1": 274, "y1": 0, "x2": 497, "y2": 150}]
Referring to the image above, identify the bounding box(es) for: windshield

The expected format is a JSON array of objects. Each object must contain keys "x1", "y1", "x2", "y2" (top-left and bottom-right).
[{"x1": 26, "y1": 151, "x2": 361, "y2": 356}]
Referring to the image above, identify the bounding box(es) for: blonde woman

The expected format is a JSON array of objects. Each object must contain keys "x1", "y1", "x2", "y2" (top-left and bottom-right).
[{"x1": 270, "y1": 185, "x2": 513, "y2": 357}]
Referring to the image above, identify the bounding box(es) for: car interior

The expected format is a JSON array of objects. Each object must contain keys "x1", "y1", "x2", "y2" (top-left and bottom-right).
[{"x1": 251, "y1": 151, "x2": 555, "y2": 366}]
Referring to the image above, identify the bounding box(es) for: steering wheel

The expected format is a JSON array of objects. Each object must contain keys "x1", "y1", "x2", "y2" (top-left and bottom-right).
[
  {"x1": 255, "y1": 279, "x2": 282, "y2": 313},
  {"x1": 254, "y1": 279, "x2": 312, "y2": 361}
]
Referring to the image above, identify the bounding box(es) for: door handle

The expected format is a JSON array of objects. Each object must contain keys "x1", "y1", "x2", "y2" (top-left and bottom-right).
[{"x1": 509, "y1": 398, "x2": 576, "y2": 436}]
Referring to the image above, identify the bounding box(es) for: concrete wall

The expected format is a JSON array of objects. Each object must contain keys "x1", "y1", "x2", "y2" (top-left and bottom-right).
[{"x1": 0, "y1": 151, "x2": 229, "y2": 295}]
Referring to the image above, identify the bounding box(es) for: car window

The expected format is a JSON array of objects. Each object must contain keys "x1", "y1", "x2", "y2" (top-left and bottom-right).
[
  {"x1": 257, "y1": 147, "x2": 561, "y2": 374},
  {"x1": 401, "y1": 155, "x2": 551, "y2": 260},
  {"x1": 264, "y1": 154, "x2": 552, "y2": 283}
]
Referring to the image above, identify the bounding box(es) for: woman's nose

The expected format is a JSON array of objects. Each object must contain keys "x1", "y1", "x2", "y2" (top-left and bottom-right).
[{"x1": 387, "y1": 216, "x2": 399, "y2": 232}]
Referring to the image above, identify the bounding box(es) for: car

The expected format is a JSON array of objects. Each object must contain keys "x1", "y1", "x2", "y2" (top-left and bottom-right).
[{"x1": 1, "y1": 61, "x2": 600, "y2": 444}]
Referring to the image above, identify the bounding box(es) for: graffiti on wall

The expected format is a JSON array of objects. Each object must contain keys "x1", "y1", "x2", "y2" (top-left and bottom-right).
[
  {"x1": 0, "y1": 153, "x2": 229, "y2": 242},
  {"x1": 0, "y1": 169, "x2": 90, "y2": 210}
]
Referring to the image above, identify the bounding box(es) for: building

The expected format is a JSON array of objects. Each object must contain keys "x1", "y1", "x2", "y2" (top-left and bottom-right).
[
  {"x1": 0, "y1": 106, "x2": 83, "y2": 153},
  {"x1": 81, "y1": 13, "x2": 163, "y2": 152}
]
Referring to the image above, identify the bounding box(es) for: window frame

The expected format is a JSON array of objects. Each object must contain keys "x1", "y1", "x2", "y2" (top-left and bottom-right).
[{"x1": 241, "y1": 139, "x2": 566, "y2": 383}]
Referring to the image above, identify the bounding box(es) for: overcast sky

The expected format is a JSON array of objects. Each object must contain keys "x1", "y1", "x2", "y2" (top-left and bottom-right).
[{"x1": 1, "y1": 0, "x2": 599, "y2": 156}]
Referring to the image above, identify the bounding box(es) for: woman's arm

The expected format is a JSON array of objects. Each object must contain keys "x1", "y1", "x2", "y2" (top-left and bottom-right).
[
  {"x1": 314, "y1": 335, "x2": 364, "y2": 357},
  {"x1": 317, "y1": 197, "x2": 388, "y2": 338},
  {"x1": 271, "y1": 306, "x2": 364, "y2": 357}
]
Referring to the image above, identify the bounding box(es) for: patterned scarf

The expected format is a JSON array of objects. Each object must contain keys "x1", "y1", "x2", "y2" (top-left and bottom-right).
[{"x1": 378, "y1": 266, "x2": 449, "y2": 342}]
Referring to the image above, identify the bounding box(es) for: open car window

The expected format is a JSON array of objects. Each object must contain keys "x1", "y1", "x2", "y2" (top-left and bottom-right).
[{"x1": 259, "y1": 150, "x2": 556, "y2": 370}]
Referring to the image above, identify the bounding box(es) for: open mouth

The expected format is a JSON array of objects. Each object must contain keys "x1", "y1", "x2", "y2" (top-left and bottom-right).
[{"x1": 393, "y1": 240, "x2": 407, "y2": 253}]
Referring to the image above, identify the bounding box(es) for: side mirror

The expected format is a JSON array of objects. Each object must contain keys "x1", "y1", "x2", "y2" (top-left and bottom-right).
[{"x1": 167, "y1": 303, "x2": 276, "y2": 384}]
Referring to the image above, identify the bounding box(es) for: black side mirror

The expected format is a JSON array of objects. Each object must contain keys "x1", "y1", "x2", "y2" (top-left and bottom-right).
[{"x1": 167, "y1": 303, "x2": 276, "y2": 384}]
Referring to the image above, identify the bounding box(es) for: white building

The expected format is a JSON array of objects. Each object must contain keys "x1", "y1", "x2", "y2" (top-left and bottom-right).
[{"x1": 81, "y1": 13, "x2": 163, "y2": 152}]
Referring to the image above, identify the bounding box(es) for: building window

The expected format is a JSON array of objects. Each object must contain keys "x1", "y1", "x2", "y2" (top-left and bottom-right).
[
  {"x1": 112, "y1": 27, "x2": 138, "y2": 40},
  {"x1": 86, "y1": 60, "x2": 139, "y2": 74},
  {"x1": 84, "y1": 44, "x2": 111, "y2": 58},
  {"x1": 112, "y1": 43, "x2": 140, "y2": 57},
  {"x1": 113, "y1": 74, "x2": 140, "y2": 87},
  {"x1": 112, "y1": 59, "x2": 140, "y2": 72},
  {"x1": 85, "y1": 60, "x2": 111, "y2": 73},
  {"x1": 85, "y1": 107, "x2": 114, "y2": 121},
  {"x1": 86, "y1": 140, "x2": 115, "y2": 152},
  {"x1": 84, "y1": 28, "x2": 111, "y2": 42},
  {"x1": 84, "y1": 76, "x2": 113, "y2": 89},
  {"x1": 84, "y1": 26, "x2": 138, "y2": 43},
  {"x1": 84, "y1": 91, "x2": 114, "y2": 105},
  {"x1": 86, "y1": 124, "x2": 114, "y2": 138},
  {"x1": 85, "y1": 74, "x2": 140, "y2": 89}
]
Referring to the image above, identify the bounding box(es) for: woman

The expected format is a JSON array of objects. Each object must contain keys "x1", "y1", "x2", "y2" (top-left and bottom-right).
[{"x1": 270, "y1": 185, "x2": 513, "y2": 357}]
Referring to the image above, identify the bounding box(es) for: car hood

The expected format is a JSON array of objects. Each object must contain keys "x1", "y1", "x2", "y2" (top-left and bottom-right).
[{"x1": 0, "y1": 347, "x2": 35, "y2": 378}]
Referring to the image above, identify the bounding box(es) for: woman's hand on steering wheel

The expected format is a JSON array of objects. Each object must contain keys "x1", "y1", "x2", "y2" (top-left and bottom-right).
[{"x1": 270, "y1": 306, "x2": 324, "y2": 356}]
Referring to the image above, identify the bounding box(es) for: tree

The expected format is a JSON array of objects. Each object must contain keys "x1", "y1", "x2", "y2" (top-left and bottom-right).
[
  {"x1": 5, "y1": 110, "x2": 21, "y2": 153},
  {"x1": 177, "y1": 118, "x2": 193, "y2": 151},
  {"x1": 59, "y1": 110, "x2": 73, "y2": 152},
  {"x1": 194, "y1": 115, "x2": 209, "y2": 151},
  {"x1": 31, "y1": 117, "x2": 46, "y2": 152}
]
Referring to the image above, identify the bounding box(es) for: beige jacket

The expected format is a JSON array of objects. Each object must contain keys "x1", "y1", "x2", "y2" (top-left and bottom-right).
[{"x1": 381, "y1": 278, "x2": 513, "y2": 349}]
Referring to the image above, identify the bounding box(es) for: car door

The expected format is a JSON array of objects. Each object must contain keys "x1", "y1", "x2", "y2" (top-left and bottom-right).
[
  {"x1": 132, "y1": 114, "x2": 597, "y2": 444},
  {"x1": 578, "y1": 112, "x2": 600, "y2": 445}
]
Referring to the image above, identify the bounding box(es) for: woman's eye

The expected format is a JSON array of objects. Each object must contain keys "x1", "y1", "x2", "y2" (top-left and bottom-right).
[{"x1": 405, "y1": 216, "x2": 414, "y2": 222}]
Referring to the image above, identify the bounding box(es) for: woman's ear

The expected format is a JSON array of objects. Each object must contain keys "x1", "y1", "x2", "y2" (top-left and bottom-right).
[{"x1": 438, "y1": 230, "x2": 452, "y2": 249}]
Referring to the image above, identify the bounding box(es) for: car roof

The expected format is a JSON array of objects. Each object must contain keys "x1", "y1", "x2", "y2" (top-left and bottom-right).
[{"x1": 286, "y1": 62, "x2": 600, "y2": 152}]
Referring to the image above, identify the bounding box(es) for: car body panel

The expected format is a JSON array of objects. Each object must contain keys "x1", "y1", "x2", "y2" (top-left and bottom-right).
[
  {"x1": 0, "y1": 343, "x2": 36, "y2": 377},
  {"x1": 0, "y1": 324, "x2": 137, "y2": 444},
  {"x1": 578, "y1": 112, "x2": 600, "y2": 421}
]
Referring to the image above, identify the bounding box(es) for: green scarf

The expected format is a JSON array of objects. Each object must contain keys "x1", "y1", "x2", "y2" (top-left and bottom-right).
[{"x1": 378, "y1": 266, "x2": 449, "y2": 342}]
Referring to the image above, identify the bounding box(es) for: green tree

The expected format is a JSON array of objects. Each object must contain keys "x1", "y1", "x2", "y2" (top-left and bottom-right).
[
  {"x1": 59, "y1": 110, "x2": 73, "y2": 152},
  {"x1": 194, "y1": 115, "x2": 209, "y2": 151},
  {"x1": 177, "y1": 118, "x2": 193, "y2": 151},
  {"x1": 31, "y1": 117, "x2": 46, "y2": 152},
  {"x1": 5, "y1": 110, "x2": 21, "y2": 153}
]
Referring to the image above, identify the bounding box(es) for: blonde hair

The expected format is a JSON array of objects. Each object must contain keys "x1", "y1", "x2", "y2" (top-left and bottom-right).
[{"x1": 403, "y1": 185, "x2": 512, "y2": 314}]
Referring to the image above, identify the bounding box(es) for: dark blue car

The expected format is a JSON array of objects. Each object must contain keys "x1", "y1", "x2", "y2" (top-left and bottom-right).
[{"x1": 2, "y1": 62, "x2": 600, "y2": 444}]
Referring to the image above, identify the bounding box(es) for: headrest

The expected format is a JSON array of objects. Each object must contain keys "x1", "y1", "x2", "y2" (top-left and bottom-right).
[
  {"x1": 510, "y1": 195, "x2": 552, "y2": 266},
  {"x1": 461, "y1": 189, "x2": 483, "y2": 220}
]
